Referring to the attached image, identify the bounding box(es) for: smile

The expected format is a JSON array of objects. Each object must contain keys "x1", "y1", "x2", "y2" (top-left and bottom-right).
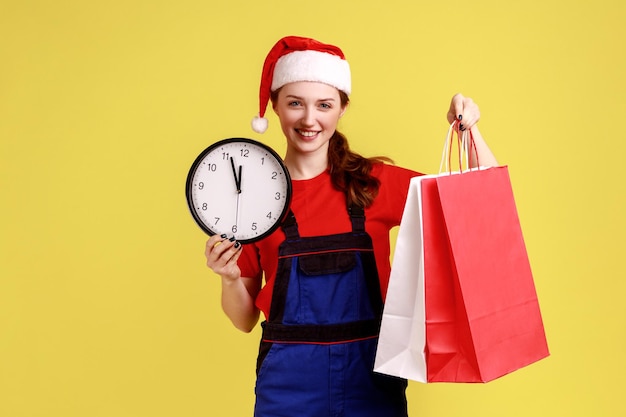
[{"x1": 296, "y1": 129, "x2": 320, "y2": 137}]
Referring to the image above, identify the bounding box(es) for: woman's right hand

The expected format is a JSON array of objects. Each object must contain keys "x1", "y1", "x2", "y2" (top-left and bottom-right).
[{"x1": 205, "y1": 234, "x2": 243, "y2": 281}]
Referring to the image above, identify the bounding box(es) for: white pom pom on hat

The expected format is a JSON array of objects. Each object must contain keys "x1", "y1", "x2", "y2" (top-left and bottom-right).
[
  {"x1": 251, "y1": 114, "x2": 269, "y2": 134},
  {"x1": 251, "y1": 36, "x2": 351, "y2": 134}
]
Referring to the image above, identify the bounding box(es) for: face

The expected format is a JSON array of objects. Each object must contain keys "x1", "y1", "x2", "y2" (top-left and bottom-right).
[{"x1": 273, "y1": 81, "x2": 346, "y2": 159}]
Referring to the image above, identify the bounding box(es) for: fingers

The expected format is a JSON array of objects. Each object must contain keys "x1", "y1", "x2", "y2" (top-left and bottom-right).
[
  {"x1": 205, "y1": 234, "x2": 243, "y2": 280},
  {"x1": 226, "y1": 241, "x2": 244, "y2": 265},
  {"x1": 459, "y1": 97, "x2": 480, "y2": 131},
  {"x1": 446, "y1": 102, "x2": 457, "y2": 125},
  {"x1": 447, "y1": 93, "x2": 464, "y2": 125},
  {"x1": 205, "y1": 235, "x2": 242, "y2": 264},
  {"x1": 448, "y1": 93, "x2": 481, "y2": 131}
]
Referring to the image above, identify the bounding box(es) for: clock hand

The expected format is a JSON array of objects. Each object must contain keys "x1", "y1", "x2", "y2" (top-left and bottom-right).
[
  {"x1": 235, "y1": 192, "x2": 240, "y2": 233},
  {"x1": 230, "y1": 157, "x2": 241, "y2": 193},
  {"x1": 238, "y1": 164, "x2": 243, "y2": 192},
  {"x1": 235, "y1": 165, "x2": 242, "y2": 233}
]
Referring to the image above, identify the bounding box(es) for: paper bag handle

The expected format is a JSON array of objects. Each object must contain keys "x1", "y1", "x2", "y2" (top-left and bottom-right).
[{"x1": 438, "y1": 120, "x2": 480, "y2": 174}]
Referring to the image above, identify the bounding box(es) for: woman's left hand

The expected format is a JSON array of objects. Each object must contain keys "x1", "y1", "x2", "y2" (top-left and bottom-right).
[
  {"x1": 446, "y1": 92, "x2": 498, "y2": 167},
  {"x1": 447, "y1": 93, "x2": 480, "y2": 131}
]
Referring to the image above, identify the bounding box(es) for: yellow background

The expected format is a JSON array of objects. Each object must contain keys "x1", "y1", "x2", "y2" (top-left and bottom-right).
[{"x1": 1, "y1": 0, "x2": 624, "y2": 416}]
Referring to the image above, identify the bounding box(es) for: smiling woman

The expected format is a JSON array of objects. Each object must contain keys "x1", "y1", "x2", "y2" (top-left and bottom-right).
[{"x1": 203, "y1": 35, "x2": 497, "y2": 417}]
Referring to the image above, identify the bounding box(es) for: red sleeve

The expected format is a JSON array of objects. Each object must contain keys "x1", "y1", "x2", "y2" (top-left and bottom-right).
[
  {"x1": 371, "y1": 163, "x2": 423, "y2": 226},
  {"x1": 238, "y1": 243, "x2": 263, "y2": 281}
]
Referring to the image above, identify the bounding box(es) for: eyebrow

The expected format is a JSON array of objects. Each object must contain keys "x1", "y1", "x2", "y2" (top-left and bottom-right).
[{"x1": 285, "y1": 94, "x2": 336, "y2": 102}]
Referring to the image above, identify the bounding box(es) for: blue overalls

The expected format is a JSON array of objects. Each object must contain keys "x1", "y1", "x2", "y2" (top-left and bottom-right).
[{"x1": 254, "y1": 206, "x2": 408, "y2": 417}]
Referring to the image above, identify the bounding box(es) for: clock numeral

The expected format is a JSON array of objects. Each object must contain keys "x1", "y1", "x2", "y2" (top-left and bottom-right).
[
  {"x1": 240, "y1": 149, "x2": 249, "y2": 157},
  {"x1": 201, "y1": 203, "x2": 208, "y2": 211},
  {"x1": 266, "y1": 212, "x2": 272, "y2": 219},
  {"x1": 198, "y1": 182, "x2": 204, "y2": 190},
  {"x1": 214, "y1": 217, "x2": 220, "y2": 225},
  {"x1": 275, "y1": 192, "x2": 281, "y2": 200},
  {"x1": 232, "y1": 225, "x2": 238, "y2": 233},
  {"x1": 271, "y1": 171, "x2": 278, "y2": 180},
  {"x1": 207, "y1": 164, "x2": 217, "y2": 172},
  {"x1": 222, "y1": 152, "x2": 229, "y2": 160},
  {"x1": 251, "y1": 222, "x2": 257, "y2": 231},
  {"x1": 261, "y1": 157, "x2": 265, "y2": 165}
]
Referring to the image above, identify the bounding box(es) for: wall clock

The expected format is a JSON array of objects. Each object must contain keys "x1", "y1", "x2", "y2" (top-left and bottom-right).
[{"x1": 186, "y1": 138, "x2": 292, "y2": 243}]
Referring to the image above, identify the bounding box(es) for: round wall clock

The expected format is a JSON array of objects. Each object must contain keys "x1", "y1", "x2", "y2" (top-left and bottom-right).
[{"x1": 186, "y1": 138, "x2": 292, "y2": 243}]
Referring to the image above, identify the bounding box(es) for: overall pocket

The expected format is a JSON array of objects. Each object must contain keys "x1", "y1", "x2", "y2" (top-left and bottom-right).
[{"x1": 282, "y1": 252, "x2": 375, "y2": 325}]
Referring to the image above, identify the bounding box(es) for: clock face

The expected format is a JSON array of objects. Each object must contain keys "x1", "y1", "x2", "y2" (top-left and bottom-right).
[{"x1": 186, "y1": 138, "x2": 292, "y2": 243}]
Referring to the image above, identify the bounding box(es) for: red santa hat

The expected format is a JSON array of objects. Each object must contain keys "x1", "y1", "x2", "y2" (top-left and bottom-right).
[{"x1": 251, "y1": 36, "x2": 352, "y2": 133}]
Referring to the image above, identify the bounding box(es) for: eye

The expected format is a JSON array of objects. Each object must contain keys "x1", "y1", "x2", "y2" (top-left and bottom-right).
[
  {"x1": 288, "y1": 100, "x2": 301, "y2": 107},
  {"x1": 319, "y1": 102, "x2": 332, "y2": 109}
]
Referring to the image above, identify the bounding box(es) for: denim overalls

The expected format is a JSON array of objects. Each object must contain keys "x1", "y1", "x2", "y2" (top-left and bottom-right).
[{"x1": 254, "y1": 206, "x2": 407, "y2": 417}]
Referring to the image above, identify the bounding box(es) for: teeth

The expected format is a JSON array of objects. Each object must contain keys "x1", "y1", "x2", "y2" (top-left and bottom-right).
[{"x1": 297, "y1": 130, "x2": 318, "y2": 137}]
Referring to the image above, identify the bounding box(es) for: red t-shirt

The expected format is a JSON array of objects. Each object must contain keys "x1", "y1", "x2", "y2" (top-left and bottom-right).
[{"x1": 238, "y1": 163, "x2": 421, "y2": 319}]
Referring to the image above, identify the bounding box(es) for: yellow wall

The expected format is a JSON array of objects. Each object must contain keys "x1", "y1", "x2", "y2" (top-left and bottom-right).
[{"x1": 1, "y1": 0, "x2": 624, "y2": 416}]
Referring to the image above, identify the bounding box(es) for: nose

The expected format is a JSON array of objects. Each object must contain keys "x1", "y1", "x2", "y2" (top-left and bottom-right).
[{"x1": 301, "y1": 107, "x2": 315, "y2": 127}]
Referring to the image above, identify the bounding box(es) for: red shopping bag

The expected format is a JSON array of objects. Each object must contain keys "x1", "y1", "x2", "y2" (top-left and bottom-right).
[{"x1": 422, "y1": 166, "x2": 549, "y2": 382}]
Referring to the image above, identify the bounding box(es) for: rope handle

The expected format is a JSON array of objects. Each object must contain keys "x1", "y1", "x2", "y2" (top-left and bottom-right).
[{"x1": 438, "y1": 120, "x2": 480, "y2": 174}]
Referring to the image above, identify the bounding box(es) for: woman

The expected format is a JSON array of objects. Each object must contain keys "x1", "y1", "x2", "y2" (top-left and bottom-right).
[{"x1": 205, "y1": 36, "x2": 498, "y2": 417}]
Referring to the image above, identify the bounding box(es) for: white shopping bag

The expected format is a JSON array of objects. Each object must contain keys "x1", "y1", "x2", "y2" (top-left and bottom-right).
[{"x1": 373, "y1": 174, "x2": 430, "y2": 381}]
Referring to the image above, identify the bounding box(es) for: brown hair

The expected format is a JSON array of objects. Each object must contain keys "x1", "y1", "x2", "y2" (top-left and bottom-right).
[{"x1": 272, "y1": 89, "x2": 392, "y2": 208}]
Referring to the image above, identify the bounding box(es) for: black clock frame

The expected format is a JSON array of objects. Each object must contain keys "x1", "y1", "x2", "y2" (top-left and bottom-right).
[{"x1": 185, "y1": 137, "x2": 292, "y2": 243}]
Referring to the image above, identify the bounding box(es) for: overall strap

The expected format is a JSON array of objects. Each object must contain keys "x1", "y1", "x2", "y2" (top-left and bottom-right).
[
  {"x1": 348, "y1": 204, "x2": 366, "y2": 232},
  {"x1": 280, "y1": 210, "x2": 300, "y2": 239}
]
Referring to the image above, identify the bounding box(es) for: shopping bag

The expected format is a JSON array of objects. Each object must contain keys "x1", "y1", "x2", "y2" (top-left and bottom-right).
[
  {"x1": 427, "y1": 165, "x2": 549, "y2": 382},
  {"x1": 374, "y1": 123, "x2": 549, "y2": 383},
  {"x1": 373, "y1": 173, "x2": 429, "y2": 381}
]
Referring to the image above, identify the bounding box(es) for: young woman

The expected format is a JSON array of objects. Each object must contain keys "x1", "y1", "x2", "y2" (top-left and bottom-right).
[{"x1": 205, "y1": 36, "x2": 498, "y2": 417}]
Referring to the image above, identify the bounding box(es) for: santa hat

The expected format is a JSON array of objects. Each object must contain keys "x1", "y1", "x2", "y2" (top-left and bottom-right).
[{"x1": 251, "y1": 36, "x2": 351, "y2": 133}]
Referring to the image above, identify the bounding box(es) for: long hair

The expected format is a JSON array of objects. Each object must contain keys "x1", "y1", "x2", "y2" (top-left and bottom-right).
[
  {"x1": 271, "y1": 89, "x2": 391, "y2": 208},
  {"x1": 327, "y1": 127, "x2": 392, "y2": 208}
]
